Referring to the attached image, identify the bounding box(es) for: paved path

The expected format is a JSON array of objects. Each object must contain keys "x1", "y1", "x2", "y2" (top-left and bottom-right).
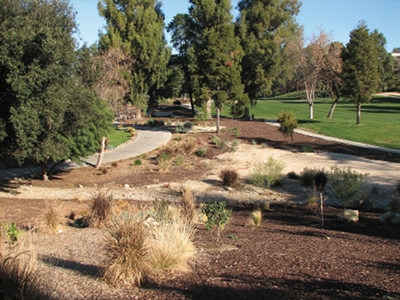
[
  {"x1": 0, "y1": 128, "x2": 171, "y2": 181},
  {"x1": 266, "y1": 121, "x2": 400, "y2": 155}
]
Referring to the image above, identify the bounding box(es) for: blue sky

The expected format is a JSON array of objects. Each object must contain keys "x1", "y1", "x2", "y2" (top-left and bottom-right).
[{"x1": 70, "y1": 0, "x2": 399, "y2": 52}]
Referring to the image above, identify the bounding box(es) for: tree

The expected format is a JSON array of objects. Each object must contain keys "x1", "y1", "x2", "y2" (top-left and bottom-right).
[
  {"x1": 167, "y1": 13, "x2": 196, "y2": 116},
  {"x1": 189, "y1": 0, "x2": 246, "y2": 133},
  {"x1": 0, "y1": 0, "x2": 112, "y2": 180},
  {"x1": 341, "y1": 22, "x2": 380, "y2": 125},
  {"x1": 289, "y1": 30, "x2": 338, "y2": 119},
  {"x1": 98, "y1": 0, "x2": 170, "y2": 118},
  {"x1": 237, "y1": 0, "x2": 301, "y2": 119}
]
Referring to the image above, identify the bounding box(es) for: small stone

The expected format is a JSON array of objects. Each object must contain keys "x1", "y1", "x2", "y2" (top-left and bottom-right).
[
  {"x1": 78, "y1": 185, "x2": 83, "y2": 188},
  {"x1": 124, "y1": 184, "x2": 130, "y2": 188},
  {"x1": 57, "y1": 229, "x2": 63, "y2": 233},
  {"x1": 339, "y1": 209, "x2": 359, "y2": 222}
]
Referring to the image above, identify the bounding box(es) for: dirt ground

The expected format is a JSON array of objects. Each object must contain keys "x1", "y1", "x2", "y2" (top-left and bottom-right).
[{"x1": 1, "y1": 117, "x2": 400, "y2": 299}]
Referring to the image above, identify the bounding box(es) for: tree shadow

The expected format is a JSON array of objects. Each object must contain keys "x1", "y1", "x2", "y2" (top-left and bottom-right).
[{"x1": 39, "y1": 255, "x2": 102, "y2": 278}]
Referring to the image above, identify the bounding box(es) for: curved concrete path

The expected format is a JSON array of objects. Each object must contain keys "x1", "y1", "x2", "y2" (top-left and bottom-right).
[
  {"x1": 266, "y1": 121, "x2": 400, "y2": 155},
  {"x1": 0, "y1": 128, "x2": 171, "y2": 181}
]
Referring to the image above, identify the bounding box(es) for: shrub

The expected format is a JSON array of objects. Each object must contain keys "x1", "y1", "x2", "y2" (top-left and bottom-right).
[
  {"x1": 146, "y1": 119, "x2": 155, "y2": 127},
  {"x1": 180, "y1": 187, "x2": 197, "y2": 224},
  {"x1": 158, "y1": 120, "x2": 165, "y2": 127},
  {"x1": 43, "y1": 203, "x2": 60, "y2": 234},
  {"x1": 126, "y1": 127, "x2": 136, "y2": 137},
  {"x1": 117, "y1": 124, "x2": 123, "y2": 129},
  {"x1": 211, "y1": 135, "x2": 221, "y2": 145},
  {"x1": 387, "y1": 196, "x2": 400, "y2": 213},
  {"x1": 314, "y1": 169, "x2": 328, "y2": 191},
  {"x1": 301, "y1": 145, "x2": 315, "y2": 153},
  {"x1": 328, "y1": 166, "x2": 369, "y2": 209},
  {"x1": 157, "y1": 158, "x2": 171, "y2": 172},
  {"x1": 111, "y1": 162, "x2": 118, "y2": 168},
  {"x1": 85, "y1": 192, "x2": 114, "y2": 228},
  {"x1": 251, "y1": 156, "x2": 285, "y2": 190},
  {"x1": 301, "y1": 168, "x2": 316, "y2": 186},
  {"x1": 230, "y1": 127, "x2": 240, "y2": 137},
  {"x1": 219, "y1": 168, "x2": 239, "y2": 187},
  {"x1": 277, "y1": 110, "x2": 298, "y2": 143},
  {"x1": 202, "y1": 201, "x2": 232, "y2": 237},
  {"x1": 175, "y1": 136, "x2": 183, "y2": 141},
  {"x1": 218, "y1": 138, "x2": 239, "y2": 153},
  {"x1": 251, "y1": 139, "x2": 257, "y2": 145},
  {"x1": 197, "y1": 148, "x2": 207, "y2": 157},
  {"x1": 184, "y1": 121, "x2": 193, "y2": 129},
  {"x1": 153, "y1": 199, "x2": 171, "y2": 222},
  {"x1": 173, "y1": 100, "x2": 182, "y2": 106},
  {"x1": 101, "y1": 168, "x2": 108, "y2": 175},
  {"x1": 261, "y1": 143, "x2": 267, "y2": 148},
  {"x1": 287, "y1": 171, "x2": 301, "y2": 180},
  {"x1": 181, "y1": 141, "x2": 197, "y2": 155},
  {"x1": 175, "y1": 125, "x2": 188, "y2": 133},
  {"x1": 103, "y1": 216, "x2": 149, "y2": 287},
  {"x1": 133, "y1": 159, "x2": 143, "y2": 166},
  {"x1": 194, "y1": 110, "x2": 209, "y2": 125},
  {"x1": 174, "y1": 155, "x2": 185, "y2": 166},
  {"x1": 248, "y1": 209, "x2": 262, "y2": 226},
  {"x1": 2, "y1": 222, "x2": 24, "y2": 243},
  {"x1": 166, "y1": 120, "x2": 172, "y2": 126}
]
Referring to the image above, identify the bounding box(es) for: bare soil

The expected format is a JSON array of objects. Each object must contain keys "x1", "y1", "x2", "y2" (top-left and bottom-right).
[{"x1": 1, "y1": 116, "x2": 399, "y2": 299}]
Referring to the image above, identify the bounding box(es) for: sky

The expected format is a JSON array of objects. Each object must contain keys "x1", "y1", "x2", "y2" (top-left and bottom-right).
[{"x1": 70, "y1": 0, "x2": 400, "y2": 53}]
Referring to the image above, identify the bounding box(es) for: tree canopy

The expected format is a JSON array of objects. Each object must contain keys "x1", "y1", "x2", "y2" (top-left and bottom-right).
[{"x1": 0, "y1": 0, "x2": 112, "y2": 179}]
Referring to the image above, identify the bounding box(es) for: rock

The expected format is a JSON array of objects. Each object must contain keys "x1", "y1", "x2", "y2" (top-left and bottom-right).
[
  {"x1": 339, "y1": 209, "x2": 359, "y2": 222},
  {"x1": 124, "y1": 184, "x2": 130, "y2": 188},
  {"x1": 379, "y1": 212, "x2": 400, "y2": 226},
  {"x1": 78, "y1": 184, "x2": 83, "y2": 188}
]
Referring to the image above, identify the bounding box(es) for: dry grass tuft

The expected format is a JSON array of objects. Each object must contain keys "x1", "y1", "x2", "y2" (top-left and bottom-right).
[
  {"x1": 180, "y1": 141, "x2": 197, "y2": 155},
  {"x1": 248, "y1": 209, "x2": 262, "y2": 226},
  {"x1": 42, "y1": 202, "x2": 60, "y2": 234},
  {"x1": 180, "y1": 187, "x2": 197, "y2": 224},
  {"x1": 149, "y1": 215, "x2": 196, "y2": 272},
  {"x1": 103, "y1": 215, "x2": 149, "y2": 287},
  {"x1": 85, "y1": 191, "x2": 114, "y2": 228},
  {"x1": 219, "y1": 168, "x2": 239, "y2": 187}
]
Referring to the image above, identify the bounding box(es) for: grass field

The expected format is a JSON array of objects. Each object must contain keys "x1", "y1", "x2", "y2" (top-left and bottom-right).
[
  {"x1": 108, "y1": 128, "x2": 131, "y2": 147},
  {"x1": 220, "y1": 93, "x2": 400, "y2": 150}
]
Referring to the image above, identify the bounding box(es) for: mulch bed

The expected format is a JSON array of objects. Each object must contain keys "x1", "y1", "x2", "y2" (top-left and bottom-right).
[{"x1": 1, "y1": 114, "x2": 400, "y2": 299}]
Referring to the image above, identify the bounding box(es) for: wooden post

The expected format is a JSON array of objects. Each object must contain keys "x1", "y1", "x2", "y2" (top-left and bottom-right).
[{"x1": 96, "y1": 136, "x2": 106, "y2": 169}]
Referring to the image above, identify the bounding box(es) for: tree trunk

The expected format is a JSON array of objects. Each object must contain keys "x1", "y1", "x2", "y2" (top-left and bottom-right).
[
  {"x1": 356, "y1": 102, "x2": 361, "y2": 125},
  {"x1": 216, "y1": 107, "x2": 220, "y2": 134},
  {"x1": 241, "y1": 106, "x2": 251, "y2": 120},
  {"x1": 96, "y1": 136, "x2": 106, "y2": 169},
  {"x1": 309, "y1": 102, "x2": 314, "y2": 119},
  {"x1": 189, "y1": 91, "x2": 195, "y2": 117},
  {"x1": 206, "y1": 98, "x2": 212, "y2": 119},
  {"x1": 42, "y1": 161, "x2": 48, "y2": 181},
  {"x1": 47, "y1": 159, "x2": 66, "y2": 178},
  {"x1": 326, "y1": 96, "x2": 339, "y2": 119}
]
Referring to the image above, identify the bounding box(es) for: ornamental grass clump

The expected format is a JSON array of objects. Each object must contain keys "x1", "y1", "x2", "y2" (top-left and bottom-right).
[
  {"x1": 248, "y1": 209, "x2": 262, "y2": 226},
  {"x1": 180, "y1": 187, "x2": 197, "y2": 224},
  {"x1": 85, "y1": 191, "x2": 114, "y2": 228},
  {"x1": 103, "y1": 215, "x2": 149, "y2": 287},
  {"x1": 219, "y1": 168, "x2": 239, "y2": 187},
  {"x1": 328, "y1": 166, "x2": 369, "y2": 209}
]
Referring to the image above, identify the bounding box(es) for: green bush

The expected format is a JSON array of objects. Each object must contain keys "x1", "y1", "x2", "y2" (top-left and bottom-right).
[
  {"x1": 301, "y1": 145, "x2": 314, "y2": 153},
  {"x1": 184, "y1": 121, "x2": 193, "y2": 129},
  {"x1": 230, "y1": 127, "x2": 240, "y2": 137},
  {"x1": 202, "y1": 202, "x2": 232, "y2": 236},
  {"x1": 174, "y1": 155, "x2": 185, "y2": 166},
  {"x1": 328, "y1": 166, "x2": 369, "y2": 209},
  {"x1": 175, "y1": 126, "x2": 188, "y2": 133},
  {"x1": 146, "y1": 119, "x2": 155, "y2": 127},
  {"x1": 287, "y1": 171, "x2": 301, "y2": 180},
  {"x1": 251, "y1": 156, "x2": 285, "y2": 190},
  {"x1": 277, "y1": 110, "x2": 298, "y2": 143},
  {"x1": 158, "y1": 120, "x2": 165, "y2": 127},
  {"x1": 197, "y1": 148, "x2": 207, "y2": 157},
  {"x1": 194, "y1": 111, "x2": 209, "y2": 125},
  {"x1": 175, "y1": 136, "x2": 183, "y2": 141},
  {"x1": 211, "y1": 135, "x2": 221, "y2": 145},
  {"x1": 133, "y1": 159, "x2": 143, "y2": 166}
]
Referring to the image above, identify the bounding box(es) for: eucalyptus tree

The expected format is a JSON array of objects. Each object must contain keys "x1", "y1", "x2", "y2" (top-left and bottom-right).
[
  {"x1": 0, "y1": 0, "x2": 112, "y2": 179},
  {"x1": 98, "y1": 0, "x2": 170, "y2": 118},
  {"x1": 189, "y1": 0, "x2": 247, "y2": 133},
  {"x1": 341, "y1": 22, "x2": 380, "y2": 125},
  {"x1": 237, "y1": 0, "x2": 301, "y2": 119}
]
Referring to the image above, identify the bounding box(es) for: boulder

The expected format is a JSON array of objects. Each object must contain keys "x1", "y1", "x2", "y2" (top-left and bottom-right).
[
  {"x1": 379, "y1": 212, "x2": 400, "y2": 226},
  {"x1": 339, "y1": 209, "x2": 359, "y2": 222}
]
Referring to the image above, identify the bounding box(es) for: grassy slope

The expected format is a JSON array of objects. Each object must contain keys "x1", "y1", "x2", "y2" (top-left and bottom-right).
[
  {"x1": 108, "y1": 129, "x2": 131, "y2": 147},
  {"x1": 219, "y1": 94, "x2": 400, "y2": 150}
]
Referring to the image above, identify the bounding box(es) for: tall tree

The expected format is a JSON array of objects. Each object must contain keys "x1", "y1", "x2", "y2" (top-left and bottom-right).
[
  {"x1": 167, "y1": 13, "x2": 196, "y2": 116},
  {"x1": 189, "y1": 0, "x2": 246, "y2": 133},
  {"x1": 237, "y1": 0, "x2": 301, "y2": 119},
  {"x1": 98, "y1": 0, "x2": 170, "y2": 118},
  {"x1": 289, "y1": 30, "x2": 337, "y2": 119},
  {"x1": 341, "y1": 22, "x2": 380, "y2": 125},
  {"x1": 0, "y1": 0, "x2": 112, "y2": 179}
]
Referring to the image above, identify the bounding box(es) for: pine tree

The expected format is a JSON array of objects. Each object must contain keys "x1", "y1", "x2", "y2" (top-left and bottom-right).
[
  {"x1": 237, "y1": 0, "x2": 301, "y2": 119},
  {"x1": 341, "y1": 22, "x2": 380, "y2": 125},
  {"x1": 98, "y1": 0, "x2": 170, "y2": 118},
  {"x1": 189, "y1": 0, "x2": 247, "y2": 133}
]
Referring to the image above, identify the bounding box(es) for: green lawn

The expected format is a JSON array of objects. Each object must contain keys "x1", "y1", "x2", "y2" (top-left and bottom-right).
[
  {"x1": 108, "y1": 128, "x2": 131, "y2": 147},
  {"x1": 220, "y1": 94, "x2": 400, "y2": 150}
]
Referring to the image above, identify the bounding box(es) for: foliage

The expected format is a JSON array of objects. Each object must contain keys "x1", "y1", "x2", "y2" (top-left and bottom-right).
[
  {"x1": 328, "y1": 166, "x2": 369, "y2": 209},
  {"x1": 0, "y1": 0, "x2": 112, "y2": 180},
  {"x1": 197, "y1": 148, "x2": 207, "y2": 157},
  {"x1": 230, "y1": 127, "x2": 240, "y2": 137},
  {"x1": 103, "y1": 216, "x2": 149, "y2": 287},
  {"x1": 301, "y1": 168, "x2": 317, "y2": 187},
  {"x1": 219, "y1": 168, "x2": 239, "y2": 187},
  {"x1": 194, "y1": 111, "x2": 210, "y2": 125},
  {"x1": 184, "y1": 121, "x2": 193, "y2": 129},
  {"x1": 277, "y1": 110, "x2": 298, "y2": 142},
  {"x1": 180, "y1": 141, "x2": 197, "y2": 155},
  {"x1": 174, "y1": 155, "x2": 185, "y2": 166},
  {"x1": 175, "y1": 125, "x2": 189, "y2": 133},
  {"x1": 2, "y1": 223, "x2": 24, "y2": 244},
  {"x1": 153, "y1": 199, "x2": 171, "y2": 222},
  {"x1": 287, "y1": 171, "x2": 301, "y2": 180},
  {"x1": 133, "y1": 159, "x2": 143, "y2": 166},
  {"x1": 218, "y1": 138, "x2": 239, "y2": 153},
  {"x1": 43, "y1": 203, "x2": 60, "y2": 234},
  {"x1": 301, "y1": 145, "x2": 315, "y2": 153},
  {"x1": 180, "y1": 187, "x2": 197, "y2": 224},
  {"x1": 211, "y1": 135, "x2": 221, "y2": 145},
  {"x1": 237, "y1": 0, "x2": 301, "y2": 118},
  {"x1": 251, "y1": 156, "x2": 285, "y2": 190},
  {"x1": 341, "y1": 22, "x2": 380, "y2": 125},
  {"x1": 202, "y1": 202, "x2": 232, "y2": 234},
  {"x1": 248, "y1": 209, "x2": 262, "y2": 227},
  {"x1": 98, "y1": 0, "x2": 171, "y2": 116},
  {"x1": 189, "y1": 0, "x2": 247, "y2": 132}
]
